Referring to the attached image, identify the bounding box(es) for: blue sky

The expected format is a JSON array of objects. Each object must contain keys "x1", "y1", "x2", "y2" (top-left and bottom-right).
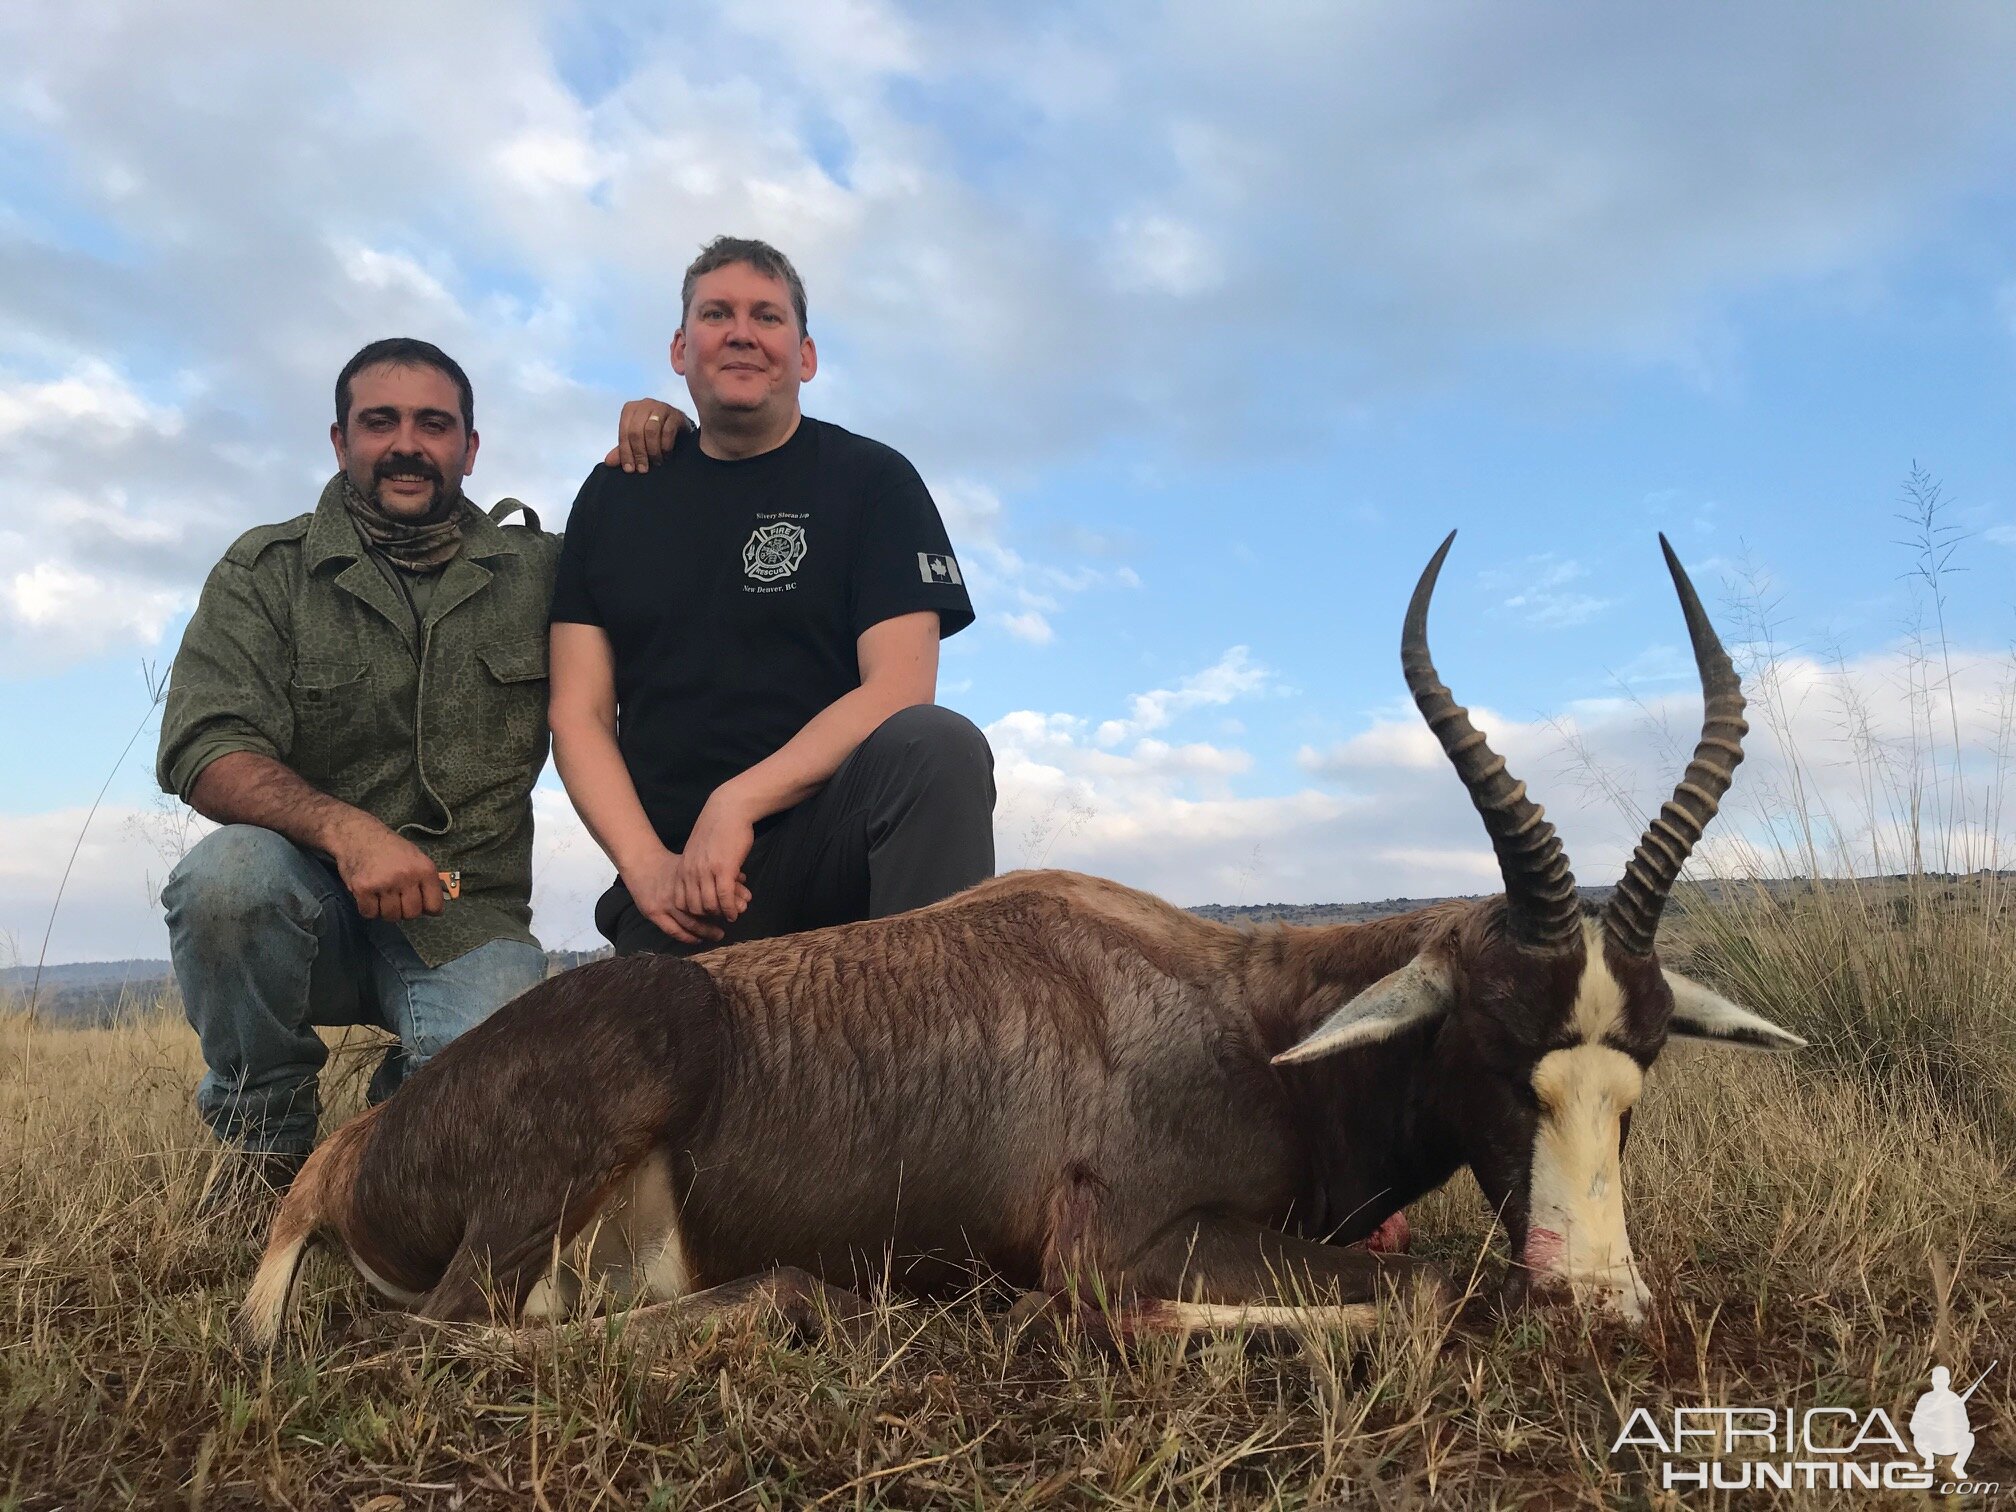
[{"x1": 5, "y1": 2, "x2": 2016, "y2": 962}]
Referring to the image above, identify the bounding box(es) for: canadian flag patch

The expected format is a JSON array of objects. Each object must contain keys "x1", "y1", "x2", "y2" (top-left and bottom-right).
[{"x1": 918, "y1": 552, "x2": 963, "y2": 585}]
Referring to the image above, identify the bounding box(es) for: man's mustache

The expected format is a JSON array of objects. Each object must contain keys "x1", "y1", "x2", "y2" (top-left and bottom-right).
[{"x1": 374, "y1": 455, "x2": 445, "y2": 487}]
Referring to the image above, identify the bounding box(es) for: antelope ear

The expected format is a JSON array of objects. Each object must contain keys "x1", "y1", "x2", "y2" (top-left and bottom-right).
[
  {"x1": 1664, "y1": 970, "x2": 1807, "y2": 1050},
  {"x1": 1273, "y1": 954, "x2": 1454, "y2": 1066}
]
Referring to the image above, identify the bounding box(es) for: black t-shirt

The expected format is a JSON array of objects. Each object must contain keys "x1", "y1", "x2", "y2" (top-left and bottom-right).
[{"x1": 549, "y1": 417, "x2": 975, "y2": 852}]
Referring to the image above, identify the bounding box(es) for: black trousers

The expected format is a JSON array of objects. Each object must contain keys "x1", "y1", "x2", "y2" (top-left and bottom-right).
[{"x1": 595, "y1": 704, "x2": 996, "y2": 957}]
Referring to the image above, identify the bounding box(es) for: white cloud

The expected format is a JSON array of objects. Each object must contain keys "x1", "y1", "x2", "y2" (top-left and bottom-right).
[
  {"x1": 999, "y1": 610, "x2": 1053, "y2": 645},
  {"x1": 933, "y1": 478, "x2": 1004, "y2": 540},
  {"x1": 527, "y1": 785, "x2": 618, "y2": 954},
  {"x1": 1094, "y1": 646, "x2": 1276, "y2": 746},
  {"x1": 1486, "y1": 553, "x2": 1613, "y2": 629},
  {"x1": 3, "y1": 561, "x2": 187, "y2": 652},
  {"x1": 1107, "y1": 213, "x2": 1223, "y2": 297},
  {"x1": 1507, "y1": 591, "x2": 1609, "y2": 629},
  {"x1": 723, "y1": 0, "x2": 920, "y2": 78},
  {"x1": 0, "y1": 364, "x2": 249, "y2": 664},
  {"x1": 334, "y1": 243, "x2": 459, "y2": 308},
  {"x1": 991, "y1": 708, "x2": 1336, "y2": 895},
  {"x1": 1, "y1": 0, "x2": 2010, "y2": 669},
  {"x1": 493, "y1": 128, "x2": 609, "y2": 197},
  {"x1": 989, "y1": 647, "x2": 1322, "y2": 896},
  {"x1": 925, "y1": 477, "x2": 1134, "y2": 646},
  {"x1": 0, "y1": 360, "x2": 181, "y2": 439},
  {"x1": 1310, "y1": 640, "x2": 2016, "y2": 887},
  {"x1": 1603, "y1": 643, "x2": 1699, "y2": 687},
  {"x1": 0, "y1": 805, "x2": 185, "y2": 967},
  {"x1": 986, "y1": 635, "x2": 2016, "y2": 910}
]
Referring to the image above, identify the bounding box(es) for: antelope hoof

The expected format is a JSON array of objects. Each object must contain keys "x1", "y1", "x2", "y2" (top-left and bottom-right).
[
  {"x1": 1004, "y1": 1289, "x2": 1062, "y2": 1342},
  {"x1": 1497, "y1": 1265, "x2": 1648, "y2": 1327},
  {"x1": 754, "y1": 1268, "x2": 878, "y2": 1346}
]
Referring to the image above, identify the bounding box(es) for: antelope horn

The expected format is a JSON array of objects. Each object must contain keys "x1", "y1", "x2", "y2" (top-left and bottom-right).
[
  {"x1": 1403, "y1": 531, "x2": 1581, "y2": 950},
  {"x1": 1604, "y1": 535, "x2": 1747, "y2": 957}
]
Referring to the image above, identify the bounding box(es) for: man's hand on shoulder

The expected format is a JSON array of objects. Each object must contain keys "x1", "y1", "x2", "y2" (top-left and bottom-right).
[
  {"x1": 604, "y1": 399, "x2": 691, "y2": 474},
  {"x1": 326, "y1": 813, "x2": 447, "y2": 922},
  {"x1": 674, "y1": 788, "x2": 759, "y2": 925}
]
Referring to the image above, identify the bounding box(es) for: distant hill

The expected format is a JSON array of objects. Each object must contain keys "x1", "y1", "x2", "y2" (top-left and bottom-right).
[
  {"x1": 0, "y1": 959, "x2": 171, "y2": 990},
  {"x1": 1191, "y1": 884, "x2": 1628, "y2": 929},
  {"x1": 1, "y1": 948, "x2": 615, "y2": 1029},
  {"x1": 1191, "y1": 897, "x2": 1476, "y2": 927}
]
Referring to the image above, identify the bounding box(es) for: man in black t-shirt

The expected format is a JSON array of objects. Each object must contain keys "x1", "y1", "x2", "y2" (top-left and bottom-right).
[{"x1": 549, "y1": 236, "x2": 995, "y2": 954}]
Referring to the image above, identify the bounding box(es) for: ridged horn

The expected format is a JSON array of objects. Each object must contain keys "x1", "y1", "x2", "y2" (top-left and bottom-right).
[
  {"x1": 1403, "y1": 531, "x2": 1581, "y2": 950},
  {"x1": 1604, "y1": 535, "x2": 1748, "y2": 957}
]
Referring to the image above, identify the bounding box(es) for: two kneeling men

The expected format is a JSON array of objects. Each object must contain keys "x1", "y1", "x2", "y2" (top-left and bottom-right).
[{"x1": 159, "y1": 239, "x2": 994, "y2": 1204}]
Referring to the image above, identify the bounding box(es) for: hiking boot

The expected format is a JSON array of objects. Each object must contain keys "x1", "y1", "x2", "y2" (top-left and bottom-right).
[{"x1": 196, "y1": 1146, "x2": 309, "y2": 1224}]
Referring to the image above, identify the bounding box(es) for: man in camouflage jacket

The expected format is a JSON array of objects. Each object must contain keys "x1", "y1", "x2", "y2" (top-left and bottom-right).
[{"x1": 157, "y1": 338, "x2": 562, "y2": 1202}]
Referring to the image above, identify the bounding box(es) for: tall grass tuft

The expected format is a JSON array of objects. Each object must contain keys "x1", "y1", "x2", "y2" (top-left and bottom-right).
[
  {"x1": 1670, "y1": 872, "x2": 2015, "y2": 1135},
  {"x1": 1599, "y1": 470, "x2": 2016, "y2": 1134}
]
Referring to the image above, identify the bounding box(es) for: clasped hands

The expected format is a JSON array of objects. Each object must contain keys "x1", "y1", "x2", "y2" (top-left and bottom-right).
[{"x1": 624, "y1": 787, "x2": 760, "y2": 946}]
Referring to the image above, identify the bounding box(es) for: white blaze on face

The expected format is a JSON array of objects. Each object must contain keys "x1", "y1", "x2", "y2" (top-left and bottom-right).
[{"x1": 1522, "y1": 929, "x2": 1651, "y2": 1321}]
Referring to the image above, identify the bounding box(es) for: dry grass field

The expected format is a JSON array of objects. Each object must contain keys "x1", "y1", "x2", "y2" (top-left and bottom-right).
[{"x1": 2, "y1": 868, "x2": 2012, "y2": 1510}]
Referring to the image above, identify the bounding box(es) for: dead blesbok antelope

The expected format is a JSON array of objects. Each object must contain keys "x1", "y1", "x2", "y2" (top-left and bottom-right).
[{"x1": 241, "y1": 532, "x2": 1803, "y2": 1348}]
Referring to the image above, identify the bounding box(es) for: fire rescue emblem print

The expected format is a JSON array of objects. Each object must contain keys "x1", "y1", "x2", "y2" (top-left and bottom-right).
[{"x1": 743, "y1": 522, "x2": 808, "y2": 583}]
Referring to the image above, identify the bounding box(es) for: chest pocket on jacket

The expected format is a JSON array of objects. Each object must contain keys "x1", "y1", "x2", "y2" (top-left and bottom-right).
[
  {"x1": 286, "y1": 660, "x2": 375, "y2": 783},
  {"x1": 289, "y1": 659, "x2": 371, "y2": 731},
  {"x1": 477, "y1": 636, "x2": 549, "y2": 762}
]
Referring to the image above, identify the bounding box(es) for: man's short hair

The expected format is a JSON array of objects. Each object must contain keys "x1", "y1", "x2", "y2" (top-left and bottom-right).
[
  {"x1": 680, "y1": 237, "x2": 809, "y2": 336},
  {"x1": 334, "y1": 338, "x2": 475, "y2": 432}
]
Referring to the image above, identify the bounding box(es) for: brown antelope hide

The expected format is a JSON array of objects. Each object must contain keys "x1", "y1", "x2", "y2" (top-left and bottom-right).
[{"x1": 241, "y1": 531, "x2": 1803, "y2": 1349}]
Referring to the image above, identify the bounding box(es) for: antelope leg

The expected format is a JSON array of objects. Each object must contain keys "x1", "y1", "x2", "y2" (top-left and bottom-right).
[
  {"x1": 626, "y1": 1267, "x2": 875, "y2": 1340},
  {"x1": 1026, "y1": 1210, "x2": 1448, "y2": 1344},
  {"x1": 1126, "y1": 1209, "x2": 1447, "y2": 1305},
  {"x1": 489, "y1": 1266, "x2": 876, "y2": 1346}
]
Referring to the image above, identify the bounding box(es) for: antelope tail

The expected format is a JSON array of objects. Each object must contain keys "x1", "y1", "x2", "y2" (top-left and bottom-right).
[{"x1": 237, "y1": 1145, "x2": 341, "y2": 1350}]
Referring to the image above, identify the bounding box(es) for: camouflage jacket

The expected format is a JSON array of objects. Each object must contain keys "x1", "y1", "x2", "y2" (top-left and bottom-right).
[{"x1": 158, "y1": 475, "x2": 559, "y2": 966}]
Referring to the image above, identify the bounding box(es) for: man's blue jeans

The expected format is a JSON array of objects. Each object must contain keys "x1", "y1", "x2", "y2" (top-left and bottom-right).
[{"x1": 163, "y1": 825, "x2": 547, "y2": 1155}]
